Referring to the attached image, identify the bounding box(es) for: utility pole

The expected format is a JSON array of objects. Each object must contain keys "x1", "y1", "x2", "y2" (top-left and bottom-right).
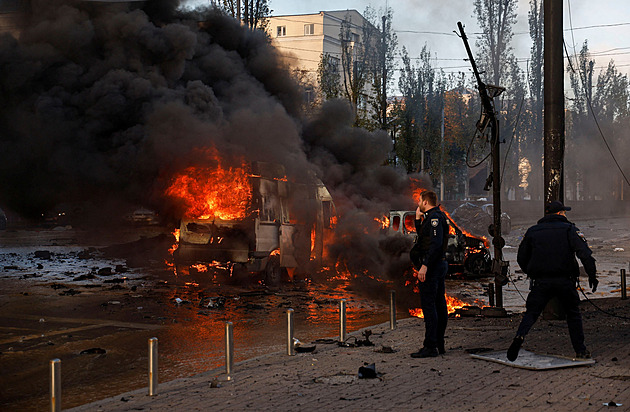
[
  {"x1": 457, "y1": 22, "x2": 508, "y2": 309},
  {"x1": 544, "y1": 0, "x2": 564, "y2": 205},
  {"x1": 381, "y1": 15, "x2": 387, "y2": 131},
  {"x1": 542, "y1": 0, "x2": 566, "y2": 320}
]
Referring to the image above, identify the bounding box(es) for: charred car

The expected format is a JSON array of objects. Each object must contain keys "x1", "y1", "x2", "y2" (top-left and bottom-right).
[
  {"x1": 387, "y1": 209, "x2": 491, "y2": 277},
  {"x1": 174, "y1": 162, "x2": 335, "y2": 284}
]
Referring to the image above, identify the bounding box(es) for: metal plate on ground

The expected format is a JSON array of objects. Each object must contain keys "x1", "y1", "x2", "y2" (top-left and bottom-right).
[{"x1": 470, "y1": 349, "x2": 595, "y2": 370}]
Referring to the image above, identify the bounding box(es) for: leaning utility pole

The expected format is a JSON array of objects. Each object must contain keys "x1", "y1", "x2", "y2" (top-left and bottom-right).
[
  {"x1": 457, "y1": 22, "x2": 508, "y2": 309},
  {"x1": 544, "y1": 0, "x2": 564, "y2": 205}
]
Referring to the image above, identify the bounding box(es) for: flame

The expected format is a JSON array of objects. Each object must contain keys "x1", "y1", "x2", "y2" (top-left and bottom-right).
[
  {"x1": 440, "y1": 206, "x2": 490, "y2": 248},
  {"x1": 409, "y1": 177, "x2": 428, "y2": 204},
  {"x1": 409, "y1": 295, "x2": 468, "y2": 318},
  {"x1": 168, "y1": 229, "x2": 180, "y2": 255},
  {"x1": 191, "y1": 263, "x2": 208, "y2": 272},
  {"x1": 165, "y1": 149, "x2": 252, "y2": 220},
  {"x1": 374, "y1": 216, "x2": 390, "y2": 229}
]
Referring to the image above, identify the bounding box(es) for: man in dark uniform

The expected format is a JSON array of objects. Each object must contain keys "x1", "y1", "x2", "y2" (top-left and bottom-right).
[
  {"x1": 507, "y1": 201, "x2": 598, "y2": 361},
  {"x1": 410, "y1": 190, "x2": 449, "y2": 358}
]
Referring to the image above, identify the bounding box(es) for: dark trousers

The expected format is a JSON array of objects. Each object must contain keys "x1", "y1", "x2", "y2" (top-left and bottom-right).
[
  {"x1": 418, "y1": 260, "x2": 448, "y2": 349},
  {"x1": 516, "y1": 277, "x2": 586, "y2": 353}
]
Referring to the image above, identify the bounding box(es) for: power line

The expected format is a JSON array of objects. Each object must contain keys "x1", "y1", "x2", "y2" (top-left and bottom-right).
[{"x1": 566, "y1": 0, "x2": 630, "y2": 189}]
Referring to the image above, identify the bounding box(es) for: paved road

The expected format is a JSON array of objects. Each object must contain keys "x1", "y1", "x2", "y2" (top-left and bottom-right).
[{"x1": 70, "y1": 297, "x2": 630, "y2": 411}]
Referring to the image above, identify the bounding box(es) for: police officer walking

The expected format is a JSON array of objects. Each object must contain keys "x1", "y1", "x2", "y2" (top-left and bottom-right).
[
  {"x1": 507, "y1": 201, "x2": 598, "y2": 361},
  {"x1": 410, "y1": 190, "x2": 449, "y2": 358}
]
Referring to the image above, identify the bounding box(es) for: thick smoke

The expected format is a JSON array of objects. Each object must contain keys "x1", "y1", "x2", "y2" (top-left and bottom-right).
[{"x1": 0, "y1": 0, "x2": 431, "y2": 280}]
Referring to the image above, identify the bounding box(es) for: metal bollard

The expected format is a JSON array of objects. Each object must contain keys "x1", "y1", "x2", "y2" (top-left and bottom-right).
[
  {"x1": 50, "y1": 358, "x2": 61, "y2": 412},
  {"x1": 622, "y1": 269, "x2": 627, "y2": 300},
  {"x1": 287, "y1": 309, "x2": 295, "y2": 356},
  {"x1": 488, "y1": 283, "x2": 495, "y2": 307},
  {"x1": 389, "y1": 290, "x2": 396, "y2": 330},
  {"x1": 148, "y1": 337, "x2": 158, "y2": 396},
  {"x1": 225, "y1": 322, "x2": 234, "y2": 380},
  {"x1": 339, "y1": 299, "x2": 347, "y2": 343}
]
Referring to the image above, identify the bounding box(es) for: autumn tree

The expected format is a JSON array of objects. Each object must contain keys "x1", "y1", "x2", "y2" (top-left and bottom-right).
[{"x1": 473, "y1": 0, "x2": 527, "y2": 200}]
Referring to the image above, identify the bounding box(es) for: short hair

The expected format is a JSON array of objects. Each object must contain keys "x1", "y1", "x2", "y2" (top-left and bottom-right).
[{"x1": 420, "y1": 190, "x2": 437, "y2": 206}]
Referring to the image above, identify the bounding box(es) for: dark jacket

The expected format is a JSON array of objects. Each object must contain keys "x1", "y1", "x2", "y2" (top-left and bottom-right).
[
  {"x1": 410, "y1": 206, "x2": 448, "y2": 268},
  {"x1": 517, "y1": 214, "x2": 596, "y2": 279}
]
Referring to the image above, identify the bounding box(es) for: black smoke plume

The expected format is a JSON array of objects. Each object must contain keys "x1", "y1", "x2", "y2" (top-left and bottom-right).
[{"x1": 0, "y1": 0, "x2": 430, "y2": 281}]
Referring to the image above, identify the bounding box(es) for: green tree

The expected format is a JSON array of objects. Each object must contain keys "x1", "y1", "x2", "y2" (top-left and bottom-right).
[
  {"x1": 395, "y1": 46, "x2": 444, "y2": 177},
  {"x1": 523, "y1": 0, "x2": 544, "y2": 200},
  {"x1": 473, "y1": 0, "x2": 527, "y2": 200},
  {"x1": 317, "y1": 53, "x2": 341, "y2": 100},
  {"x1": 339, "y1": 12, "x2": 377, "y2": 125},
  {"x1": 365, "y1": 6, "x2": 398, "y2": 133}
]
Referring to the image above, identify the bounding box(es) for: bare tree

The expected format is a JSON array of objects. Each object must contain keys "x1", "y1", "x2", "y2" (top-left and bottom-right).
[{"x1": 214, "y1": 0, "x2": 270, "y2": 31}]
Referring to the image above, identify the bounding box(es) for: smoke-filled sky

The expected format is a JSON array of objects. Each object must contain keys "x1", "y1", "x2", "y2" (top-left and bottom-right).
[
  {"x1": 0, "y1": 0, "x2": 424, "y2": 226},
  {"x1": 183, "y1": 0, "x2": 630, "y2": 87}
]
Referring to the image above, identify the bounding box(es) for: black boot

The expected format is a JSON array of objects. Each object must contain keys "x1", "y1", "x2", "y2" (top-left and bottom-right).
[
  {"x1": 507, "y1": 336, "x2": 524, "y2": 361},
  {"x1": 411, "y1": 347, "x2": 439, "y2": 358}
]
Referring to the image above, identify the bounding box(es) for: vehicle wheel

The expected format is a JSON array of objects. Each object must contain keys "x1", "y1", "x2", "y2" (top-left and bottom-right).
[{"x1": 264, "y1": 254, "x2": 284, "y2": 286}]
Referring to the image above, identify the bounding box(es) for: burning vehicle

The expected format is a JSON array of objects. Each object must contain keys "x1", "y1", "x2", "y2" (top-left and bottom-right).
[
  {"x1": 170, "y1": 160, "x2": 335, "y2": 284},
  {"x1": 386, "y1": 209, "x2": 491, "y2": 277}
]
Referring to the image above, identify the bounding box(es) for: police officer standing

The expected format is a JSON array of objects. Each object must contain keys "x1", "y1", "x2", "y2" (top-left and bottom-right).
[
  {"x1": 410, "y1": 190, "x2": 449, "y2": 358},
  {"x1": 507, "y1": 201, "x2": 598, "y2": 361}
]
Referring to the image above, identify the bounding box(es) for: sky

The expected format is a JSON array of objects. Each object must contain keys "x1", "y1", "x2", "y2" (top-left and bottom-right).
[{"x1": 185, "y1": 0, "x2": 630, "y2": 93}]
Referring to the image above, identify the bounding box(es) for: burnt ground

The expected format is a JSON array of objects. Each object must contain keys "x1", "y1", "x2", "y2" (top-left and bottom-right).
[{"x1": 0, "y1": 216, "x2": 629, "y2": 410}]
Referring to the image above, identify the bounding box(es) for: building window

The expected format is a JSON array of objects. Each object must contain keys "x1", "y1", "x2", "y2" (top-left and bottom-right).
[
  {"x1": 304, "y1": 23, "x2": 314, "y2": 35},
  {"x1": 351, "y1": 33, "x2": 359, "y2": 43},
  {"x1": 277, "y1": 26, "x2": 286, "y2": 37}
]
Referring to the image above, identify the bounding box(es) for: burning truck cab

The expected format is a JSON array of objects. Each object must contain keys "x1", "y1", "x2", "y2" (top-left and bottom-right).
[
  {"x1": 173, "y1": 162, "x2": 335, "y2": 284},
  {"x1": 387, "y1": 209, "x2": 491, "y2": 277}
]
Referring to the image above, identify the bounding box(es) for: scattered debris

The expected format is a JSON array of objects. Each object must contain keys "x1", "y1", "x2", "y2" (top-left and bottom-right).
[
  {"x1": 203, "y1": 296, "x2": 226, "y2": 309},
  {"x1": 59, "y1": 289, "x2": 81, "y2": 296},
  {"x1": 358, "y1": 363, "x2": 377, "y2": 379},
  {"x1": 80, "y1": 348, "x2": 107, "y2": 355},
  {"x1": 374, "y1": 345, "x2": 397, "y2": 353},
  {"x1": 614, "y1": 248, "x2": 624, "y2": 252},
  {"x1": 604, "y1": 401, "x2": 622, "y2": 407},
  {"x1": 73, "y1": 274, "x2": 96, "y2": 281},
  {"x1": 34, "y1": 250, "x2": 52, "y2": 260}
]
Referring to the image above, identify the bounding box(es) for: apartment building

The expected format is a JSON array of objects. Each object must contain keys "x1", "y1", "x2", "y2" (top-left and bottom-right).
[{"x1": 266, "y1": 10, "x2": 371, "y2": 97}]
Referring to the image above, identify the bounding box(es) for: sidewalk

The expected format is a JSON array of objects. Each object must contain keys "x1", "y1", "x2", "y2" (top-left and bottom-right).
[{"x1": 70, "y1": 297, "x2": 630, "y2": 411}]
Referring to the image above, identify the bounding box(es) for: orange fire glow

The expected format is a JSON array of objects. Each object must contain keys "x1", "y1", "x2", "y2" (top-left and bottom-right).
[
  {"x1": 374, "y1": 216, "x2": 390, "y2": 229},
  {"x1": 168, "y1": 229, "x2": 180, "y2": 255},
  {"x1": 191, "y1": 263, "x2": 208, "y2": 272},
  {"x1": 440, "y1": 206, "x2": 490, "y2": 248},
  {"x1": 165, "y1": 150, "x2": 252, "y2": 220},
  {"x1": 409, "y1": 295, "x2": 468, "y2": 318}
]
